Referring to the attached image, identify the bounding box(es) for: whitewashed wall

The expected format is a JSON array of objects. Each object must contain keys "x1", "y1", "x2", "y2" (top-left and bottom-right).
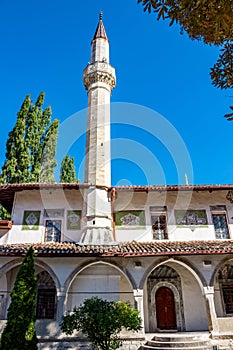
[
  {"x1": 0, "y1": 189, "x2": 83, "y2": 244},
  {"x1": 114, "y1": 190, "x2": 233, "y2": 241}
]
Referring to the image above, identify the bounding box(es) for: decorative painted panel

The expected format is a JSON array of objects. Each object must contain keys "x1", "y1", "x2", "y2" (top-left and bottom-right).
[
  {"x1": 175, "y1": 210, "x2": 207, "y2": 226},
  {"x1": 67, "y1": 210, "x2": 81, "y2": 230},
  {"x1": 115, "y1": 210, "x2": 145, "y2": 228},
  {"x1": 22, "y1": 211, "x2": 41, "y2": 230}
]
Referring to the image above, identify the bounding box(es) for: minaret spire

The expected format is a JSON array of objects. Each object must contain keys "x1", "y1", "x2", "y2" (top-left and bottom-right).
[
  {"x1": 81, "y1": 13, "x2": 116, "y2": 245},
  {"x1": 92, "y1": 11, "x2": 108, "y2": 43}
]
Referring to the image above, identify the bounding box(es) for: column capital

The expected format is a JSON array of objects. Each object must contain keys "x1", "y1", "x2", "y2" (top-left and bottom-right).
[
  {"x1": 203, "y1": 286, "x2": 215, "y2": 295},
  {"x1": 133, "y1": 289, "x2": 144, "y2": 298}
]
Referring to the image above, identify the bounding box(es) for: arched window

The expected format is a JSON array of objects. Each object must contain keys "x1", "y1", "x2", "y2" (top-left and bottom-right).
[{"x1": 36, "y1": 271, "x2": 56, "y2": 319}]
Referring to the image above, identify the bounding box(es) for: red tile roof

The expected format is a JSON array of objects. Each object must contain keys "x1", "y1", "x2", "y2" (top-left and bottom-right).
[
  {"x1": 0, "y1": 240, "x2": 233, "y2": 257},
  {"x1": 1, "y1": 182, "x2": 233, "y2": 212}
]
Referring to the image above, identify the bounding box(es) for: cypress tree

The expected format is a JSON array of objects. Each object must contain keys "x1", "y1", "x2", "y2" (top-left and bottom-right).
[
  {"x1": 0, "y1": 92, "x2": 59, "y2": 184},
  {"x1": 60, "y1": 155, "x2": 77, "y2": 183},
  {"x1": 0, "y1": 95, "x2": 31, "y2": 184},
  {"x1": 39, "y1": 119, "x2": 59, "y2": 183},
  {"x1": 0, "y1": 247, "x2": 38, "y2": 350}
]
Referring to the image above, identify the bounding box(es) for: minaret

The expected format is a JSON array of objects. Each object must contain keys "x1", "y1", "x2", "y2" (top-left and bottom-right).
[{"x1": 81, "y1": 12, "x2": 116, "y2": 244}]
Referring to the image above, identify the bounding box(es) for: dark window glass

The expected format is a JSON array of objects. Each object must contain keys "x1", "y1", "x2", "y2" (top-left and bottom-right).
[
  {"x1": 45, "y1": 220, "x2": 61, "y2": 242},
  {"x1": 222, "y1": 285, "x2": 233, "y2": 314},
  {"x1": 212, "y1": 214, "x2": 229, "y2": 239},
  {"x1": 36, "y1": 289, "x2": 56, "y2": 319},
  {"x1": 152, "y1": 215, "x2": 167, "y2": 240}
]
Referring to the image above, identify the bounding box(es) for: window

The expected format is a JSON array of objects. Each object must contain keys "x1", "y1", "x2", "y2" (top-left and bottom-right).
[
  {"x1": 45, "y1": 220, "x2": 61, "y2": 242},
  {"x1": 36, "y1": 271, "x2": 56, "y2": 319},
  {"x1": 222, "y1": 285, "x2": 233, "y2": 314},
  {"x1": 212, "y1": 213, "x2": 229, "y2": 239},
  {"x1": 36, "y1": 289, "x2": 56, "y2": 319},
  {"x1": 150, "y1": 206, "x2": 167, "y2": 240},
  {"x1": 210, "y1": 206, "x2": 229, "y2": 239}
]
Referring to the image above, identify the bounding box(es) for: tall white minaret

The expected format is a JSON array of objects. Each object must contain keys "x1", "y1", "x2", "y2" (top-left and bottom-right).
[{"x1": 81, "y1": 12, "x2": 116, "y2": 244}]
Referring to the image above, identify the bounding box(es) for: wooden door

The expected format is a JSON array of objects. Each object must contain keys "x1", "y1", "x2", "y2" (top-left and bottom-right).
[{"x1": 156, "y1": 286, "x2": 177, "y2": 330}]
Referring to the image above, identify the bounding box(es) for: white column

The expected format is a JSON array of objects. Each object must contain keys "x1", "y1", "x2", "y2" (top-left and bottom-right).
[
  {"x1": 56, "y1": 289, "x2": 66, "y2": 323},
  {"x1": 203, "y1": 286, "x2": 219, "y2": 334},
  {"x1": 133, "y1": 289, "x2": 145, "y2": 333}
]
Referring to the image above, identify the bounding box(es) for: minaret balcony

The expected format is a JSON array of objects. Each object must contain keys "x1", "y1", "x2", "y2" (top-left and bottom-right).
[{"x1": 83, "y1": 62, "x2": 116, "y2": 90}]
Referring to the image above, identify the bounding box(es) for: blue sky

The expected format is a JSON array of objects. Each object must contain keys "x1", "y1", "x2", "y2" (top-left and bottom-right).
[{"x1": 0, "y1": 0, "x2": 232, "y2": 186}]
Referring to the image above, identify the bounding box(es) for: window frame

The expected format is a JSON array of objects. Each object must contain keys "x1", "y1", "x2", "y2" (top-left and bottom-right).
[
  {"x1": 44, "y1": 219, "x2": 62, "y2": 243},
  {"x1": 211, "y1": 208, "x2": 230, "y2": 239},
  {"x1": 150, "y1": 206, "x2": 168, "y2": 240}
]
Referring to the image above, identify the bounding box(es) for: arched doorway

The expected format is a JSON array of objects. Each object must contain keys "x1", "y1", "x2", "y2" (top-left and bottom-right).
[
  {"x1": 145, "y1": 262, "x2": 209, "y2": 332},
  {"x1": 146, "y1": 264, "x2": 184, "y2": 332},
  {"x1": 156, "y1": 286, "x2": 176, "y2": 330}
]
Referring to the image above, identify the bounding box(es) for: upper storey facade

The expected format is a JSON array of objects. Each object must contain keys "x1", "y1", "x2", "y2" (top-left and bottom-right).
[{"x1": 0, "y1": 184, "x2": 233, "y2": 244}]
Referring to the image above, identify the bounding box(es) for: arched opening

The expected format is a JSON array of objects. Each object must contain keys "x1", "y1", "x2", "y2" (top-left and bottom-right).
[
  {"x1": 212, "y1": 260, "x2": 233, "y2": 333},
  {"x1": 214, "y1": 263, "x2": 233, "y2": 317},
  {"x1": 144, "y1": 261, "x2": 208, "y2": 332},
  {"x1": 36, "y1": 271, "x2": 56, "y2": 319},
  {"x1": 156, "y1": 286, "x2": 176, "y2": 330},
  {"x1": 0, "y1": 263, "x2": 58, "y2": 321},
  {"x1": 146, "y1": 265, "x2": 184, "y2": 332},
  {"x1": 65, "y1": 262, "x2": 134, "y2": 313},
  {"x1": 218, "y1": 264, "x2": 233, "y2": 315}
]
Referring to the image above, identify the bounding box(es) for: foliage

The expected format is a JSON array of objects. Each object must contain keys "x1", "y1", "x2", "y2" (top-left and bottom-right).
[
  {"x1": 39, "y1": 119, "x2": 59, "y2": 183},
  {"x1": 137, "y1": 0, "x2": 233, "y2": 118},
  {"x1": 138, "y1": 0, "x2": 233, "y2": 44},
  {"x1": 0, "y1": 95, "x2": 31, "y2": 184},
  {"x1": 0, "y1": 92, "x2": 59, "y2": 184},
  {"x1": 0, "y1": 206, "x2": 10, "y2": 220},
  {"x1": 61, "y1": 297, "x2": 141, "y2": 350},
  {"x1": 0, "y1": 247, "x2": 38, "y2": 350},
  {"x1": 60, "y1": 155, "x2": 77, "y2": 182}
]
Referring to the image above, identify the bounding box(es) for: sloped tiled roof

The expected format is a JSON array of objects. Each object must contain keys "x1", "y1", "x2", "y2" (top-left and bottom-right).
[
  {"x1": 0, "y1": 240, "x2": 233, "y2": 257},
  {"x1": 1, "y1": 182, "x2": 233, "y2": 212}
]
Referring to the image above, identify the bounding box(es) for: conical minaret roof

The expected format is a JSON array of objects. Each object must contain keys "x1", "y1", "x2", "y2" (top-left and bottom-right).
[{"x1": 92, "y1": 11, "x2": 108, "y2": 42}]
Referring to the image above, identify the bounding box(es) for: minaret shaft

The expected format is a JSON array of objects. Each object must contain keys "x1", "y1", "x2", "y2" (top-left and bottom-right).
[
  {"x1": 85, "y1": 86, "x2": 111, "y2": 186},
  {"x1": 91, "y1": 39, "x2": 109, "y2": 63},
  {"x1": 81, "y1": 13, "x2": 116, "y2": 245}
]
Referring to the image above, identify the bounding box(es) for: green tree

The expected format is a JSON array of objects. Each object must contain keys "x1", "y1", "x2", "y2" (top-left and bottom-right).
[
  {"x1": 0, "y1": 92, "x2": 59, "y2": 184},
  {"x1": 61, "y1": 297, "x2": 141, "y2": 350},
  {"x1": 138, "y1": 0, "x2": 233, "y2": 119},
  {"x1": 60, "y1": 155, "x2": 77, "y2": 182},
  {"x1": 0, "y1": 95, "x2": 31, "y2": 184},
  {"x1": 0, "y1": 247, "x2": 38, "y2": 350},
  {"x1": 39, "y1": 118, "x2": 59, "y2": 183},
  {"x1": 0, "y1": 206, "x2": 10, "y2": 220}
]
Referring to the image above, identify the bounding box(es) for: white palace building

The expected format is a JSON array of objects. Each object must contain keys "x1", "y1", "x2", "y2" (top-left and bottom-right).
[{"x1": 1, "y1": 13, "x2": 233, "y2": 350}]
